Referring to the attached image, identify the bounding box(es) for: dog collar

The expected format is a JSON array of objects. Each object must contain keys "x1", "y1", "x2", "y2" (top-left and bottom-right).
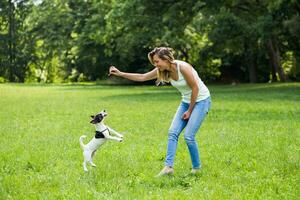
[
  {"x1": 97, "y1": 128, "x2": 109, "y2": 133},
  {"x1": 95, "y1": 128, "x2": 110, "y2": 138}
]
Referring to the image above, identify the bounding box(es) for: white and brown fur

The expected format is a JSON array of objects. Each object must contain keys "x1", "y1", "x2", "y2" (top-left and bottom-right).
[{"x1": 79, "y1": 110, "x2": 123, "y2": 172}]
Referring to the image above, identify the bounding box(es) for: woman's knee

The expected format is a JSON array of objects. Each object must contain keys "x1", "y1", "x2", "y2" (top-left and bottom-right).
[
  {"x1": 184, "y1": 134, "x2": 195, "y2": 143},
  {"x1": 168, "y1": 129, "x2": 180, "y2": 141}
]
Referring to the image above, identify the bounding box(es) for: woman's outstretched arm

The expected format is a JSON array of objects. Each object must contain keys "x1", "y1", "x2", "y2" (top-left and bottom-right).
[{"x1": 109, "y1": 66, "x2": 157, "y2": 82}]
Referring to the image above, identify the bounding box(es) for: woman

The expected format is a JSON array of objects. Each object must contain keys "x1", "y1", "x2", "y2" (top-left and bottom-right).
[{"x1": 109, "y1": 47, "x2": 211, "y2": 176}]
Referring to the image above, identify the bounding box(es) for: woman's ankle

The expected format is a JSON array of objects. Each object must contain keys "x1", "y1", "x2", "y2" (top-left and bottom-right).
[{"x1": 164, "y1": 166, "x2": 173, "y2": 170}]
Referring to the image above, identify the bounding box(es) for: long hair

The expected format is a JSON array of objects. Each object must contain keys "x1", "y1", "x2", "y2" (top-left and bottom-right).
[{"x1": 148, "y1": 47, "x2": 175, "y2": 84}]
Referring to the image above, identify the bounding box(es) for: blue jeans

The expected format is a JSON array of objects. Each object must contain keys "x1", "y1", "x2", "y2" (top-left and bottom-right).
[{"x1": 165, "y1": 97, "x2": 211, "y2": 169}]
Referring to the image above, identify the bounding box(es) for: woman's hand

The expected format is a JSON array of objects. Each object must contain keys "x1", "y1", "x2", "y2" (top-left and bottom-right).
[
  {"x1": 109, "y1": 66, "x2": 121, "y2": 77},
  {"x1": 182, "y1": 110, "x2": 191, "y2": 120}
]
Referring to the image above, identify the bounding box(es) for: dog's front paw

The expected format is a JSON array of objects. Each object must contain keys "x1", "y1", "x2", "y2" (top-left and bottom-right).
[{"x1": 119, "y1": 139, "x2": 123, "y2": 142}]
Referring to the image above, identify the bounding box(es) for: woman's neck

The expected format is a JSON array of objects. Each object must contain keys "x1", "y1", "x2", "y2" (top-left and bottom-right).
[
  {"x1": 168, "y1": 62, "x2": 177, "y2": 73},
  {"x1": 169, "y1": 62, "x2": 178, "y2": 80}
]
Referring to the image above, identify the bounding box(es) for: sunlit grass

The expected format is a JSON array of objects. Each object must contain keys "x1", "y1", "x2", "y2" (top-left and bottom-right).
[{"x1": 0, "y1": 83, "x2": 299, "y2": 199}]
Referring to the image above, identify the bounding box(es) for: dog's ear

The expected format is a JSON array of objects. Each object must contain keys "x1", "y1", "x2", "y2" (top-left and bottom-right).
[
  {"x1": 90, "y1": 115, "x2": 95, "y2": 124},
  {"x1": 98, "y1": 115, "x2": 103, "y2": 122}
]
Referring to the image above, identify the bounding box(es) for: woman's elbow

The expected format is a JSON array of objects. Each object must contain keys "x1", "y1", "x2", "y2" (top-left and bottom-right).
[{"x1": 192, "y1": 86, "x2": 199, "y2": 94}]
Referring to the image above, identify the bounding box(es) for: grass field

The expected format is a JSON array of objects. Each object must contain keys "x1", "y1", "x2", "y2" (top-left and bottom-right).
[{"x1": 0, "y1": 83, "x2": 299, "y2": 199}]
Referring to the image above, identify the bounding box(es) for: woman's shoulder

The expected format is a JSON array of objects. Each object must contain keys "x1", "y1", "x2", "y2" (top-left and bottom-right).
[
  {"x1": 176, "y1": 60, "x2": 193, "y2": 73},
  {"x1": 176, "y1": 60, "x2": 193, "y2": 68}
]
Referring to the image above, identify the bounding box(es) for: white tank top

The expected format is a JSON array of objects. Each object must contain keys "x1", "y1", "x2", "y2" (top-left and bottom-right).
[{"x1": 170, "y1": 61, "x2": 210, "y2": 103}]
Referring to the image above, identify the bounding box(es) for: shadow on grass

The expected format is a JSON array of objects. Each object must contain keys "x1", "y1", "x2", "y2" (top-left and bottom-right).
[
  {"x1": 57, "y1": 84, "x2": 177, "y2": 92},
  {"x1": 95, "y1": 83, "x2": 300, "y2": 102},
  {"x1": 3, "y1": 83, "x2": 299, "y2": 102},
  {"x1": 210, "y1": 83, "x2": 300, "y2": 94},
  {"x1": 211, "y1": 84, "x2": 300, "y2": 102}
]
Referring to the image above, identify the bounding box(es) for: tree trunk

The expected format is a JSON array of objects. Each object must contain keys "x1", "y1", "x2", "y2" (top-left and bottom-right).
[
  {"x1": 292, "y1": 52, "x2": 300, "y2": 81},
  {"x1": 244, "y1": 43, "x2": 258, "y2": 83},
  {"x1": 269, "y1": 58, "x2": 277, "y2": 82},
  {"x1": 8, "y1": 0, "x2": 16, "y2": 82},
  {"x1": 8, "y1": 0, "x2": 13, "y2": 81},
  {"x1": 267, "y1": 37, "x2": 286, "y2": 82},
  {"x1": 248, "y1": 53, "x2": 258, "y2": 83}
]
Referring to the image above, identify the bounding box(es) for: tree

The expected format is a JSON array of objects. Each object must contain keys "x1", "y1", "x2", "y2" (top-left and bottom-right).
[
  {"x1": 1, "y1": 0, "x2": 298, "y2": 83},
  {"x1": 194, "y1": 0, "x2": 299, "y2": 82},
  {"x1": 0, "y1": 0, "x2": 34, "y2": 82}
]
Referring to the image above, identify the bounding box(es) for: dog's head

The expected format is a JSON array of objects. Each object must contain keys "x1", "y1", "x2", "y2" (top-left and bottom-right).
[{"x1": 90, "y1": 110, "x2": 108, "y2": 124}]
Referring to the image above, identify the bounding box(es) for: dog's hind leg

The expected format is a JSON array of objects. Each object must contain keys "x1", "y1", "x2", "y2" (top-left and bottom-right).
[
  {"x1": 84, "y1": 150, "x2": 96, "y2": 168},
  {"x1": 83, "y1": 159, "x2": 88, "y2": 172},
  {"x1": 90, "y1": 150, "x2": 97, "y2": 167},
  {"x1": 83, "y1": 151, "x2": 91, "y2": 172}
]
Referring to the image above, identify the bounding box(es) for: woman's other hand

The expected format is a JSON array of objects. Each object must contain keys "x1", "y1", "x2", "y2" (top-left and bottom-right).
[{"x1": 182, "y1": 110, "x2": 191, "y2": 120}]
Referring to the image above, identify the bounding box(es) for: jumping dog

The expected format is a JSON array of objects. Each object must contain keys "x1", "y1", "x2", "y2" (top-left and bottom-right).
[{"x1": 79, "y1": 110, "x2": 123, "y2": 172}]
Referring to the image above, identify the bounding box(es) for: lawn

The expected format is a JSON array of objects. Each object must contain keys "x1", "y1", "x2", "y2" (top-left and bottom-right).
[{"x1": 0, "y1": 83, "x2": 299, "y2": 199}]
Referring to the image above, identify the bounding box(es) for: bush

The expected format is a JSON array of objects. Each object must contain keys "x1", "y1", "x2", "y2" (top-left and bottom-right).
[{"x1": 0, "y1": 77, "x2": 6, "y2": 83}]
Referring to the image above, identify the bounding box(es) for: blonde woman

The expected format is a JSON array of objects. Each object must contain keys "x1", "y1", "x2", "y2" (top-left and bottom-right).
[{"x1": 109, "y1": 47, "x2": 211, "y2": 176}]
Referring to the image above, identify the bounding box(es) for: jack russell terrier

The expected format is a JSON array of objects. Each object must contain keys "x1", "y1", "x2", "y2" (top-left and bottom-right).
[{"x1": 79, "y1": 110, "x2": 123, "y2": 172}]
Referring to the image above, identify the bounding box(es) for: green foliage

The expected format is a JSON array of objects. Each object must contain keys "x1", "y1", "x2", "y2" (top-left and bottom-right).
[
  {"x1": 0, "y1": 76, "x2": 6, "y2": 83},
  {"x1": 194, "y1": 0, "x2": 300, "y2": 82},
  {"x1": 0, "y1": 0, "x2": 299, "y2": 83},
  {"x1": 0, "y1": 83, "x2": 299, "y2": 199}
]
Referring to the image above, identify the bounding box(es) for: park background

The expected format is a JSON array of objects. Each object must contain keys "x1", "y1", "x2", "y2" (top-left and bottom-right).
[
  {"x1": 0, "y1": 0, "x2": 299, "y2": 199},
  {"x1": 0, "y1": 0, "x2": 299, "y2": 83}
]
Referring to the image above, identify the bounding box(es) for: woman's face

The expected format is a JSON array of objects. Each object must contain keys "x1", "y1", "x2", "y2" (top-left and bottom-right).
[{"x1": 153, "y1": 54, "x2": 170, "y2": 71}]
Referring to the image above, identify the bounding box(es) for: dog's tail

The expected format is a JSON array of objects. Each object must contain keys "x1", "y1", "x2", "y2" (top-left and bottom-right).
[{"x1": 79, "y1": 135, "x2": 87, "y2": 149}]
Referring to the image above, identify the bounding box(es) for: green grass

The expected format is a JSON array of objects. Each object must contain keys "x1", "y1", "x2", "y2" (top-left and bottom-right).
[{"x1": 0, "y1": 83, "x2": 299, "y2": 199}]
